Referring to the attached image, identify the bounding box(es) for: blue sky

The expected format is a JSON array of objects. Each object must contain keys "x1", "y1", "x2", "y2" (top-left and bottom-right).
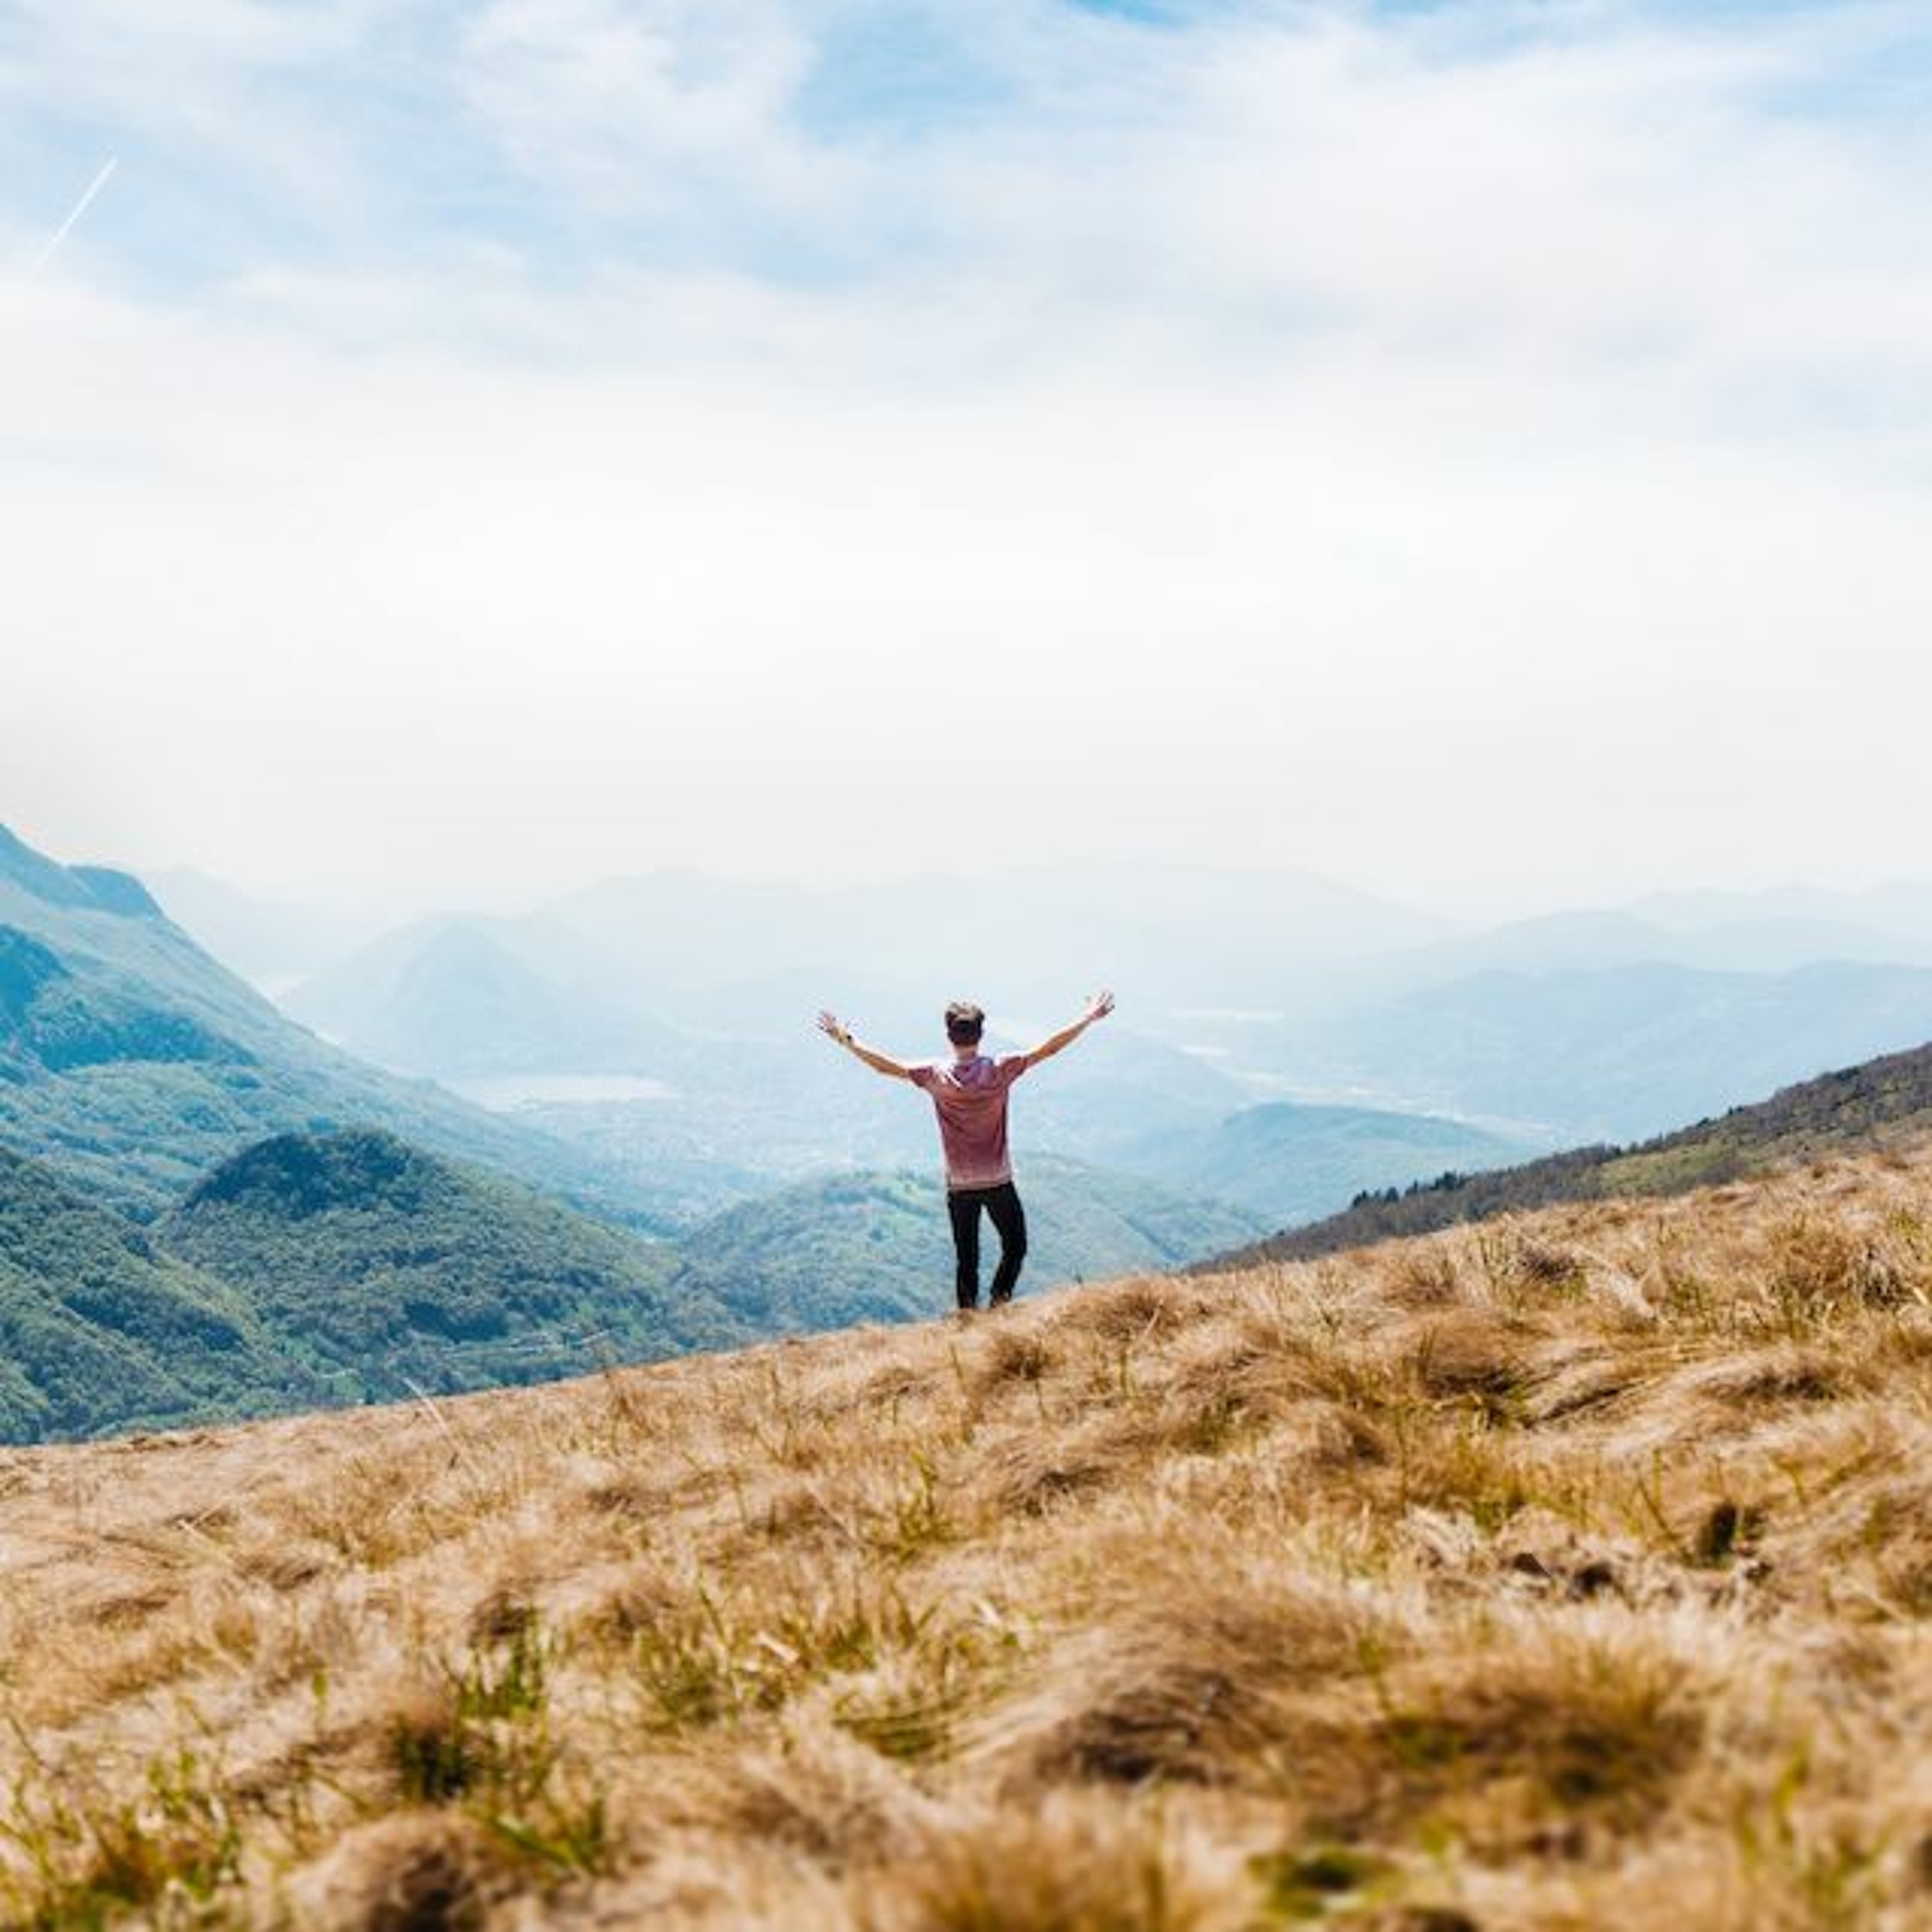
[
  {"x1": 8, "y1": 3, "x2": 1925, "y2": 294},
  {"x1": 3, "y1": 3, "x2": 1930, "y2": 908}
]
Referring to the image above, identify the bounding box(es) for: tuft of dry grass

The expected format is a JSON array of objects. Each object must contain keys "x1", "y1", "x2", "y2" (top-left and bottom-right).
[
  {"x1": 878, "y1": 1792, "x2": 1215, "y2": 1932},
  {"x1": 961, "y1": 1526, "x2": 1394, "y2": 1802},
  {"x1": 281, "y1": 1810, "x2": 500, "y2": 1931},
  {"x1": 14, "y1": 1144, "x2": 1932, "y2": 1924}
]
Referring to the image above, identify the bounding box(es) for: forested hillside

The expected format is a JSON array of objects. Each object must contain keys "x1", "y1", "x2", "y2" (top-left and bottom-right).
[
  {"x1": 0, "y1": 1146, "x2": 322, "y2": 1439},
  {"x1": 164, "y1": 1130, "x2": 744, "y2": 1405},
  {"x1": 0, "y1": 1124, "x2": 750, "y2": 1443}
]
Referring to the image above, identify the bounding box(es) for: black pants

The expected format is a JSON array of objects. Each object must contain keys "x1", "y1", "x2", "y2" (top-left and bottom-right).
[{"x1": 947, "y1": 1181, "x2": 1028, "y2": 1310}]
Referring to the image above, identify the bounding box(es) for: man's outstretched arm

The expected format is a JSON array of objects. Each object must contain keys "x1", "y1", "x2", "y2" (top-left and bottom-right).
[
  {"x1": 817, "y1": 1010, "x2": 914, "y2": 1081},
  {"x1": 1023, "y1": 989, "x2": 1115, "y2": 1068}
]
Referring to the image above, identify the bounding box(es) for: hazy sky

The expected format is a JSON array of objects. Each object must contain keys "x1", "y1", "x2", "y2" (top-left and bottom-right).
[{"x1": 4, "y1": 1, "x2": 1929, "y2": 914}]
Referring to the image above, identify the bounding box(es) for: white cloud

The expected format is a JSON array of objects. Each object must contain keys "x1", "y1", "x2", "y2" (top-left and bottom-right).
[
  {"x1": 457, "y1": 0, "x2": 824, "y2": 209},
  {"x1": 2, "y1": 3, "x2": 1929, "y2": 907}
]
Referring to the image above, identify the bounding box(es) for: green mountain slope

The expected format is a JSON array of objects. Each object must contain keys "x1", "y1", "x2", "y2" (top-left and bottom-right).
[
  {"x1": 1115, "y1": 1099, "x2": 1539, "y2": 1224},
  {"x1": 668, "y1": 1154, "x2": 1266, "y2": 1330},
  {"x1": 163, "y1": 1130, "x2": 745, "y2": 1403},
  {"x1": 0, "y1": 825, "x2": 668, "y2": 1227},
  {"x1": 0, "y1": 1146, "x2": 322, "y2": 1441},
  {"x1": 1204, "y1": 1036, "x2": 1932, "y2": 1269}
]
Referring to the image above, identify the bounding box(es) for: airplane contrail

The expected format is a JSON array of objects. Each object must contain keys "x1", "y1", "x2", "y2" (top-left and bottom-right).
[{"x1": 29, "y1": 156, "x2": 119, "y2": 278}]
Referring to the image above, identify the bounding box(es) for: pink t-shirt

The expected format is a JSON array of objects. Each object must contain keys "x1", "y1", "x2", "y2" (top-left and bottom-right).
[{"x1": 907, "y1": 1053, "x2": 1030, "y2": 1190}]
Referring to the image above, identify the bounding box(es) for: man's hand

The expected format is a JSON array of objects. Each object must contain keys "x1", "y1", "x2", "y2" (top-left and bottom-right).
[
  {"x1": 1024, "y1": 989, "x2": 1118, "y2": 1068},
  {"x1": 819, "y1": 1010, "x2": 913, "y2": 1081}
]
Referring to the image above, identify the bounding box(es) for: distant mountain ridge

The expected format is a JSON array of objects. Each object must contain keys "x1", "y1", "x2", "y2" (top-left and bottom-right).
[
  {"x1": 144, "y1": 867, "x2": 380, "y2": 986},
  {"x1": 1363, "y1": 906, "x2": 1932, "y2": 989},
  {"x1": 1272, "y1": 959, "x2": 1932, "y2": 1141},
  {"x1": 1113, "y1": 1099, "x2": 1538, "y2": 1225},
  {"x1": 287, "y1": 920, "x2": 692, "y2": 1079},
  {"x1": 0, "y1": 822, "x2": 675, "y2": 1228},
  {"x1": 1203, "y1": 1036, "x2": 1932, "y2": 1270},
  {"x1": 1, "y1": 826, "x2": 162, "y2": 918}
]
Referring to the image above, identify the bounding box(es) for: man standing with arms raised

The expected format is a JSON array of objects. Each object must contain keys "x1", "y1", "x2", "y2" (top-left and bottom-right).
[{"x1": 817, "y1": 992, "x2": 1115, "y2": 1313}]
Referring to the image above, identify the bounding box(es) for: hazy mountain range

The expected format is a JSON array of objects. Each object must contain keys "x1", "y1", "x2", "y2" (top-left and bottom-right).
[
  {"x1": 1256, "y1": 960, "x2": 1932, "y2": 1141},
  {"x1": 207, "y1": 856, "x2": 1932, "y2": 1179},
  {"x1": 123, "y1": 833, "x2": 1932, "y2": 1175}
]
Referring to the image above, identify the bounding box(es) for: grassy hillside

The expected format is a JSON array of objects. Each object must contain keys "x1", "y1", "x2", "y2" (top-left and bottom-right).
[
  {"x1": 164, "y1": 1130, "x2": 746, "y2": 1404},
  {"x1": 0, "y1": 824, "x2": 668, "y2": 1227},
  {"x1": 0, "y1": 1146, "x2": 323, "y2": 1441},
  {"x1": 1117, "y1": 1099, "x2": 1537, "y2": 1225},
  {"x1": 7, "y1": 1145, "x2": 1932, "y2": 1924},
  {"x1": 1214, "y1": 1035, "x2": 1932, "y2": 1270},
  {"x1": 667, "y1": 1154, "x2": 1266, "y2": 1329}
]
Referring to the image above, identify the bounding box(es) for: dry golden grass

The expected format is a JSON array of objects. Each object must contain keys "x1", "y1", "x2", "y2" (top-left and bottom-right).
[{"x1": 12, "y1": 1146, "x2": 1932, "y2": 1926}]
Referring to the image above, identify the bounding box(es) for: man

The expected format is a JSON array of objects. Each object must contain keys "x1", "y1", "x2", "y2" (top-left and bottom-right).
[{"x1": 817, "y1": 992, "x2": 1115, "y2": 1312}]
